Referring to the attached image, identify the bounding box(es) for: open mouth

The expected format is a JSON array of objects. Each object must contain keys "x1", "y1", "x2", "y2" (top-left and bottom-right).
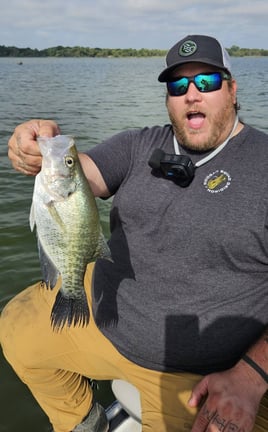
[
  {"x1": 187, "y1": 112, "x2": 206, "y2": 129},
  {"x1": 187, "y1": 111, "x2": 205, "y2": 120}
]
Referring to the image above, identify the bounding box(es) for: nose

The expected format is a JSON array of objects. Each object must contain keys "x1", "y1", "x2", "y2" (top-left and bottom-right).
[{"x1": 185, "y1": 82, "x2": 202, "y2": 102}]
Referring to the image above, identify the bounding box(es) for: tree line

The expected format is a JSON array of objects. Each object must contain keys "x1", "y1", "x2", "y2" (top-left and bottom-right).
[
  {"x1": 0, "y1": 45, "x2": 167, "y2": 57},
  {"x1": 0, "y1": 44, "x2": 267, "y2": 58},
  {"x1": 227, "y1": 45, "x2": 268, "y2": 57}
]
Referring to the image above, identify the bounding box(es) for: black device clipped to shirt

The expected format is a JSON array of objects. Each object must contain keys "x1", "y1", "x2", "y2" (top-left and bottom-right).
[
  {"x1": 148, "y1": 117, "x2": 239, "y2": 188},
  {"x1": 148, "y1": 148, "x2": 195, "y2": 187}
]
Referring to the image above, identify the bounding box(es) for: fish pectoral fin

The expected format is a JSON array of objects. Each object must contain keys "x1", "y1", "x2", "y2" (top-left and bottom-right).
[
  {"x1": 38, "y1": 238, "x2": 60, "y2": 289},
  {"x1": 46, "y1": 202, "x2": 66, "y2": 231}
]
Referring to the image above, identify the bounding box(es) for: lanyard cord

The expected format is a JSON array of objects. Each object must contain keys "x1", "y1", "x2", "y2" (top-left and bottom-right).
[{"x1": 173, "y1": 115, "x2": 239, "y2": 168}]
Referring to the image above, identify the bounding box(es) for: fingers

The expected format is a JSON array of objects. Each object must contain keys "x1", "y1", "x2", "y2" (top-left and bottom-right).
[
  {"x1": 8, "y1": 119, "x2": 60, "y2": 175},
  {"x1": 8, "y1": 135, "x2": 41, "y2": 175},
  {"x1": 191, "y1": 402, "x2": 248, "y2": 432},
  {"x1": 188, "y1": 376, "x2": 209, "y2": 408},
  {"x1": 189, "y1": 369, "x2": 258, "y2": 432}
]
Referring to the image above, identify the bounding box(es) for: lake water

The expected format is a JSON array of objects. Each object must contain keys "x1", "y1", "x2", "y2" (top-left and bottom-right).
[{"x1": 0, "y1": 56, "x2": 267, "y2": 431}]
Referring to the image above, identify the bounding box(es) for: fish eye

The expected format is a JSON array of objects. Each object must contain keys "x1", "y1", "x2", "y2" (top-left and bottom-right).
[{"x1": 65, "y1": 156, "x2": 74, "y2": 167}]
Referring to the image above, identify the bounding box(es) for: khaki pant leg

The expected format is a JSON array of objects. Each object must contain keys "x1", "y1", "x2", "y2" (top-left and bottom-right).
[
  {"x1": 0, "y1": 263, "x2": 117, "y2": 432},
  {"x1": 122, "y1": 364, "x2": 200, "y2": 432},
  {"x1": 1, "y1": 261, "x2": 268, "y2": 432},
  {"x1": 119, "y1": 356, "x2": 268, "y2": 431},
  {"x1": 254, "y1": 392, "x2": 268, "y2": 432}
]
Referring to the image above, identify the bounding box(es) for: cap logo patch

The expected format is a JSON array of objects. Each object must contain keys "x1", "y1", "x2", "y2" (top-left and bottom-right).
[{"x1": 179, "y1": 40, "x2": 197, "y2": 57}]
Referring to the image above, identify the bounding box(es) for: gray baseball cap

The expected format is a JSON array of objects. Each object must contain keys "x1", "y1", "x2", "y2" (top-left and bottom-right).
[{"x1": 158, "y1": 34, "x2": 232, "y2": 82}]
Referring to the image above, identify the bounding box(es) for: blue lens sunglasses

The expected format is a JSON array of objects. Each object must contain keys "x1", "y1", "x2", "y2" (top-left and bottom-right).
[{"x1": 167, "y1": 72, "x2": 231, "y2": 96}]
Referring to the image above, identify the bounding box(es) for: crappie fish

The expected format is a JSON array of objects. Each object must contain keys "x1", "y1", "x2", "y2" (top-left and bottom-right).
[{"x1": 30, "y1": 135, "x2": 111, "y2": 331}]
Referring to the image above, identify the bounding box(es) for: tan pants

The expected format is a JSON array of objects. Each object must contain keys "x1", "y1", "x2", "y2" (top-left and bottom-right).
[{"x1": 1, "y1": 263, "x2": 268, "y2": 432}]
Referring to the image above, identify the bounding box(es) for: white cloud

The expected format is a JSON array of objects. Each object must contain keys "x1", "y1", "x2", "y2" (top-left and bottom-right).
[{"x1": 0, "y1": 0, "x2": 267, "y2": 49}]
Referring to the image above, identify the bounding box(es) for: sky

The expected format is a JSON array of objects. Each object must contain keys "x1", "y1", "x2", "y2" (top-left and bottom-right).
[{"x1": 1, "y1": 0, "x2": 267, "y2": 50}]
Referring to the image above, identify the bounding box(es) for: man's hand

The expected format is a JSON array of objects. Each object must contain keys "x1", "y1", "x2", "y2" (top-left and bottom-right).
[
  {"x1": 188, "y1": 361, "x2": 267, "y2": 431},
  {"x1": 8, "y1": 119, "x2": 60, "y2": 175}
]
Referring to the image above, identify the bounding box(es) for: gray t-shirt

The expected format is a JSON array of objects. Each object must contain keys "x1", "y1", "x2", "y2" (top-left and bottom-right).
[{"x1": 86, "y1": 124, "x2": 268, "y2": 374}]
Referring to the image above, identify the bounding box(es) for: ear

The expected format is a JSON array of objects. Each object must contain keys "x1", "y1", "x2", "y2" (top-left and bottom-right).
[{"x1": 230, "y1": 78, "x2": 238, "y2": 105}]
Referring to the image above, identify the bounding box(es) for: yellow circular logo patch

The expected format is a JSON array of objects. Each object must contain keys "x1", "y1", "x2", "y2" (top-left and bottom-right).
[{"x1": 204, "y1": 170, "x2": 231, "y2": 193}]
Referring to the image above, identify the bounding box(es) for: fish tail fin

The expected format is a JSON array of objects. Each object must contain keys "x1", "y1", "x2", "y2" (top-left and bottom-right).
[{"x1": 51, "y1": 290, "x2": 90, "y2": 331}]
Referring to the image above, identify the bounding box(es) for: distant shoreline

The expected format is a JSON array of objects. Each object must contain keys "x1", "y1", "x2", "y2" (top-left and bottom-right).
[{"x1": 0, "y1": 45, "x2": 267, "y2": 58}]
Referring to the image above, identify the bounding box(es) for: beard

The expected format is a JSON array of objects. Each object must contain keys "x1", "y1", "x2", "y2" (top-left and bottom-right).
[{"x1": 167, "y1": 99, "x2": 236, "y2": 152}]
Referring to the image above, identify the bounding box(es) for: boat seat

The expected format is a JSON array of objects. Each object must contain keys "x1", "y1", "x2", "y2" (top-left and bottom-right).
[{"x1": 111, "y1": 380, "x2": 141, "y2": 423}]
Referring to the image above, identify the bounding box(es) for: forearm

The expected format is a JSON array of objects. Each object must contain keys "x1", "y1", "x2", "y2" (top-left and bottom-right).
[{"x1": 78, "y1": 153, "x2": 111, "y2": 198}]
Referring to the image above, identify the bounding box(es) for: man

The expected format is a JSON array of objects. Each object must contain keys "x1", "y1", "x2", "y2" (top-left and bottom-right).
[{"x1": 1, "y1": 34, "x2": 268, "y2": 432}]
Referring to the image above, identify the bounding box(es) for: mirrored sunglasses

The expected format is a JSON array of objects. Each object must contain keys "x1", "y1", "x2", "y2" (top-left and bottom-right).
[{"x1": 167, "y1": 72, "x2": 231, "y2": 96}]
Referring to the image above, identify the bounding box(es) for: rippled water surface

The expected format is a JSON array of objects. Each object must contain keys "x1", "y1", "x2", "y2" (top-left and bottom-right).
[{"x1": 0, "y1": 56, "x2": 267, "y2": 431}]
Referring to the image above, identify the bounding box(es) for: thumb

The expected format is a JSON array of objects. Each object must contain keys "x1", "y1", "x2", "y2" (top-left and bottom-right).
[
  {"x1": 188, "y1": 376, "x2": 209, "y2": 408},
  {"x1": 38, "y1": 120, "x2": 61, "y2": 138}
]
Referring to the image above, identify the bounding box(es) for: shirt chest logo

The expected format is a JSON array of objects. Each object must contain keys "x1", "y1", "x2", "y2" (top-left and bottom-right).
[{"x1": 204, "y1": 170, "x2": 231, "y2": 193}]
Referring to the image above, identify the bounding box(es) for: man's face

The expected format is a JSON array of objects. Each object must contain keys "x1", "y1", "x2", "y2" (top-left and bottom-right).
[{"x1": 166, "y1": 62, "x2": 237, "y2": 151}]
